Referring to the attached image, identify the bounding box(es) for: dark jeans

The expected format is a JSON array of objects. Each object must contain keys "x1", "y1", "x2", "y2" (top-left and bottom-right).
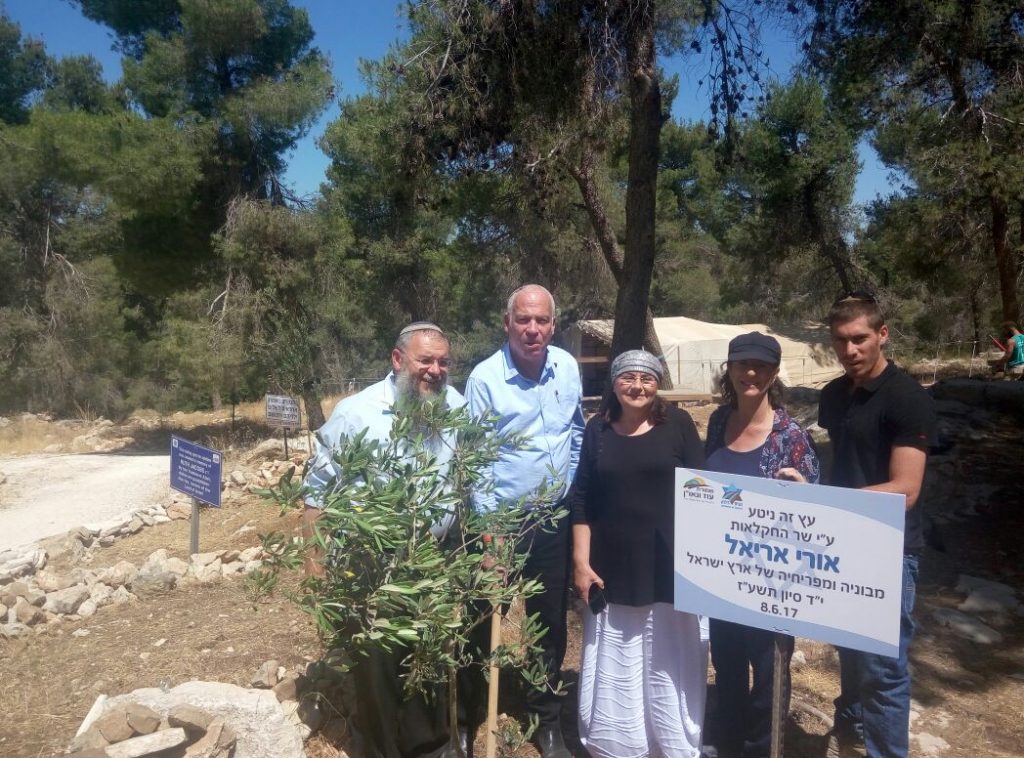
[
  {"x1": 834, "y1": 554, "x2": 919, "y2": 758},
  {"x1": 462, "y1": 511, "x2": 571, "y2": 729},
  {"x1": 709, "y1": 619, "x2": 794, "y2": 758}
]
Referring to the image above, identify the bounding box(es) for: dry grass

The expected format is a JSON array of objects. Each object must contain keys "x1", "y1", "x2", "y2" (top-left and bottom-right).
[
  {"x1": 0, "y1": 393, "x2": 350, "y2": 457},
  {"x1": 0, "y1": 496, "x2": 323, "y2": 758},
  {"x1": 0, "y1": 415, "x2": 96, "y2": 455}
]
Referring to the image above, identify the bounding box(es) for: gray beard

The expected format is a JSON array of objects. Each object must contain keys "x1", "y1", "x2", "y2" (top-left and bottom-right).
[{"x1": 395, "y1": 370, "x2": 445, "y2": 402}]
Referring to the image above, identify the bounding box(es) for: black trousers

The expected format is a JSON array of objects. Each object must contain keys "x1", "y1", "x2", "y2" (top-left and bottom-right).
[
  {"x1": 709, "y1": 618, "x2": 794, "y2": 758},
  {"x1": 462, "y1": 511, "x2": 571, "y2": 730},
  {"x1": 353, "y1": 645, "x2": 450, "y2": 758}
]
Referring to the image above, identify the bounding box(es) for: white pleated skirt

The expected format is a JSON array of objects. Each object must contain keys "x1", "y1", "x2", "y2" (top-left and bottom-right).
[{"x1": 578, "y1": 602, "x2": 709, "y2": 758}]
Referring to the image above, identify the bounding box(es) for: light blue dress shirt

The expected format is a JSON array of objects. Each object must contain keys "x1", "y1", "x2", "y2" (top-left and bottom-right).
[
  {"x1": 303, "y1": 372, "x2": 467, "y2": 513},
  {"x1": 464, "y1": 344, "x2": 584, "y2": 512}
]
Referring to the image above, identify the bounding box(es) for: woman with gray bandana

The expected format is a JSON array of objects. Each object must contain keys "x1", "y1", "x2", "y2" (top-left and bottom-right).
[{"x1": 570, "y1": 350, "x2": 708, "y2": 757}]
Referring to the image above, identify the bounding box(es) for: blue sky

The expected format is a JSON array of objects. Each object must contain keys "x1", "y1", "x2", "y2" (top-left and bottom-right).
[{"x1": 4, "y1": 0, "x2": 892, "y2": 204}]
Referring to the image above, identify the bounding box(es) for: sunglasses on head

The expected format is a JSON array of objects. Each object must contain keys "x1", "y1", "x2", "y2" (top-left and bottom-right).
[{"x1": 832, "y1": 290, "x2": 877, "y2": 305}]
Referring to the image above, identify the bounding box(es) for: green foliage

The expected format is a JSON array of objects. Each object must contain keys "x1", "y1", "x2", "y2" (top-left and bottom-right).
[
  {"x1": 251, "y1": 399, "x2": 564, "y2": 704},
  {"x1": 0, "y1": 15, "x2": 48, "y2": 124}
]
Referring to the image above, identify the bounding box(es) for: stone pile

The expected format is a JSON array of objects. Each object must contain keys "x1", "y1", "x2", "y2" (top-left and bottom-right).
[
  {"x1": 1, "y1": 546, "x2": 265, "y2": 638},
  {"x1": 69, "y1": 681, "x2": 308, "y2": 757},
  {"x1": 70, "y1": 697, "x2": 238, "y2": 757}
]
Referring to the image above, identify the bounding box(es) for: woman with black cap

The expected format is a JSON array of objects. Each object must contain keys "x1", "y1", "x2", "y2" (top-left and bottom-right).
[
  {"x1": 703, "y1": 332, "x2": 819, "y2": 758},
  {"x1": 570, "y1": 349, "x2": 708, "y2": 758}
]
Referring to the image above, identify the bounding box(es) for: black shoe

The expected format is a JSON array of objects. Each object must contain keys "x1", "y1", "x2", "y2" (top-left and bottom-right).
[{"x1": 534, "y1": 724, "x2": 571, "y2": 758}]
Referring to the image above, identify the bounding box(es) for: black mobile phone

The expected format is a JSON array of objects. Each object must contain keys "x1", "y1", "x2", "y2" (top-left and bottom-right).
[{"x1": 588, "y1": 583, "x2": 607, "y2": 615}]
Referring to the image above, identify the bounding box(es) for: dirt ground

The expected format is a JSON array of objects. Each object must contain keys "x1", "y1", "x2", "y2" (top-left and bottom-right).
[{"x1": 1, "y1": 385, "x2": 1023, "y2": 757}]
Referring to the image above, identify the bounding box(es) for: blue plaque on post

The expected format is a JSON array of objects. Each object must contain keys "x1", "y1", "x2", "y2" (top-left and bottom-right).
[{"x1": 170, "y1": 435, "x2": 223, "y2": 507}]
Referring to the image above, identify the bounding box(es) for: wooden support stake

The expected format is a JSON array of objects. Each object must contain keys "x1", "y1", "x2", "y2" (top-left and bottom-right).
[
  {"x1": 485, "y1": 607, "x2": 502, "y2": 758},
  {"x1": 770, "y1": 632, "x2": 786, "y2": 758}
]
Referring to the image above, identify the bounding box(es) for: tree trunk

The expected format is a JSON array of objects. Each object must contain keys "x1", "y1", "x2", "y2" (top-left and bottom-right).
[
  {"x1": 302, "y1": 385, "x2": 326, "y2": 432},
  {"x1": 990, "y1": 194, "x2": 1021, "y2": 324},
  {"x1": 610, "y1": 1, "x2": 663, "y2": 366},
  {"x1": 570, "y1": 147, "x2": 673, "y2": 388}
]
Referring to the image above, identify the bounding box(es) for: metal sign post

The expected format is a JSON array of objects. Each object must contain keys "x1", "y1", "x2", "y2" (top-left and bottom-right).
[
  {"x1": 190, "y1": 497, "x2": 201, "y2": 555},
  {"x1": 169, "y1": 436, "x2": 223, "y2": 555}
]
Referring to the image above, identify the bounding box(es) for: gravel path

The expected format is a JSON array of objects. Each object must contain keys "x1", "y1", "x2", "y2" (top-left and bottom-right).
[{"x1": 0, "y1": 453, "x2": 169, "y2": 553}]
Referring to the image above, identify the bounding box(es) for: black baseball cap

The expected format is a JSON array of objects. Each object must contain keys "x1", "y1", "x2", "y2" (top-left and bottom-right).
[{"x1": 728, "y1": 332, "x2": 781, "y2": 365}]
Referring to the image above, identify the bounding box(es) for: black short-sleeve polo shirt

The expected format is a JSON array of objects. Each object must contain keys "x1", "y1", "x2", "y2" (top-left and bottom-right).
[{"x1": 818, "y1": 361, "x2": 936, "y2": 552}]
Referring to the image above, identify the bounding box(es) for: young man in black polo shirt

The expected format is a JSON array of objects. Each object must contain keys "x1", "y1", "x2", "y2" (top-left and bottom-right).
[{"x1": 818, "y1": 295, "x2": 935, "y2": 758}]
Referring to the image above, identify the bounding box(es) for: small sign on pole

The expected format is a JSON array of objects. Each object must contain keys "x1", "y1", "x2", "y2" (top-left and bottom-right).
[
  {"x1": 265, "y1": 393, "x2": 301, "y2": 459},
  {"x1": 170, "y1": 435, "x2": 223, "y2": 555}
]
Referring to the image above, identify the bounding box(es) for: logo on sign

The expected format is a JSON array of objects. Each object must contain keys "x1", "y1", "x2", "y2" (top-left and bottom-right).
[
  {"x1": 681, "y1": 477, "x2": 715, "y2": 503},
  {"x1": 721, "y1": 484, "x2": 743, "y2": 509}
]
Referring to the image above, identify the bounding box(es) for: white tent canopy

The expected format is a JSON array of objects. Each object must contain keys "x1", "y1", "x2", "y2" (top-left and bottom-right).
[{"x1": 562, "y1": 316, "x2": 843, "y2": 394}]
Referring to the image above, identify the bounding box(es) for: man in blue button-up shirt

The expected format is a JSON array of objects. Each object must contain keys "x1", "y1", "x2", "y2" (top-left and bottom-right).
[{"x1": 465, "y1": 284, "x2": 583, "y2": 758}]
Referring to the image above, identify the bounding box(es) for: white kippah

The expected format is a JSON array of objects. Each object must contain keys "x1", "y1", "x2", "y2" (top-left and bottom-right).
[{"x1": 399, "y1": 321, "x2": 445, "y2": 338}]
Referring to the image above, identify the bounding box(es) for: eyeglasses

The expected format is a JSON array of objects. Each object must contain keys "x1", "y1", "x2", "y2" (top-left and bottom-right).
[
  {"x1": 615, "y1": 373, "x2": 658, "y2": 388},
  {"x1": 832, "y1": 290, "x2": 877, "y2": 305},
  {"x1": 402, "y1": 352, "x2": 452, "y2": 370}
]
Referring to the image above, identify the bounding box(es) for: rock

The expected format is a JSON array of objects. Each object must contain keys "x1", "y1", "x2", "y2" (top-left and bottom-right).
[
  {"x1": 165, "y1": 557, "x2": 189, "y2": 577},
  {"x1": 69, "y1": 568, "x2": 99, "y2": 587},
  {"x1": 124, "y1": 517, "x2": 145, "y2": 535},
  {"x1": 0, "y1": 621, "x2": 31, "y2": 638},
  {"x1": 185, "y1": 718, "x2": 237, "y2": 757},
  {"x1": 232, "y1": 524, "x2": 257, "y2": 538},
  {"x1": 238, "y1": 547, "x2": 262, "y2": 563},
  {"x1": 168, "y1": 703, "x2": 215, "y2": 736},
  {"x1": 89, "y1": 583, "x2": 114, "y2": 606},
  {"x1": 14, "y1": 597, "x2": 45, "y2": 626},
  {"x1": 110, "y1": 586, "x2": 137, "y2": 605},
  {"x1": 68, "y1": 724, "x2": 109, "y2": 753},
  {"x1": 0, "y1": 602, "x2": 6, "y2": 620},
  {"x1": 98, "y1": 535, "x2": 116, "y2": 547},
  {"x1": 100, "y1": 521, "x2": 129, "y2": 539},
  {"x1": 955, "y1": 574, "x2": 1021, "y2": 615},
  {"x1": 244, "y1": 560, "x2": 263, "y2": 574},
  {"x1": 1, "y1": 580, "x2": 29, "y2": 606},
  {"x1": 95, "y1": 706, "x2": 135, "y2": 743},
  {"x1": 104, "y1": 727, "x2": 188, "y2": 758},
  {"x1": 138, "y1": 512, "x2": 154, "y2": 527},
  {"x1": 35, "y1": 568, "x2": 73, "y2": 592},
  {"x1": 124, "y1": 703, "x2": 161, "y2": 735},
  {"x1": 931, "y1": 608, "x2": 1004, "y2": 644},
  {"x1": 101, "y1": 560, "x2": 138, "y2": 588},
  {"x1": 24, "y1": 588, "x2": 46, "y2": 606},
  {"x1": 222, "y1": 561, "x2": 244, "y2": 578},
  {"x1": 78, "y1": 599, "x2": 98, "y2": 618},
  {"x1": 107, "y1": 681, "x2": 305, "y2": 758},
  {"x1": 230, "y1": 470, "x2": 248, "y2": 485},
  {"x1": 915, "y1": 732, "x2": 950, "y2": 756},
  {"x1": 252, "y1": 659, "x2": 280, "y2": 688},
  {"x1": 191, "y1": 551, "x2": 222, "y2": 568},
  {"x1": 37, "y1": 532, "x2": 87, "y2": 563},
  {"x1": 135, "y1": 550, "x2": 181, "y2": 591},
  {"x1": 72, "y1": 628, "x2": 91, "y2": 638},
  {"x1": 221, "y1": 550, "x2": 240, "y2": 564},
  {"x1": 272, "y1": 674, "x2": 300, "y2": 703},
  {"x1": 167, "y1": 502, "x2": 192, "y2": 520},
  {"x1": 43, "y1": 584, "x2": 90, "y2": 615},
  {"x1": 192, "y1": 559, "x2": 222, "y2": 583},
  {"x1": 69, "y1": 749, "x2": 108, "y2": 758}
]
